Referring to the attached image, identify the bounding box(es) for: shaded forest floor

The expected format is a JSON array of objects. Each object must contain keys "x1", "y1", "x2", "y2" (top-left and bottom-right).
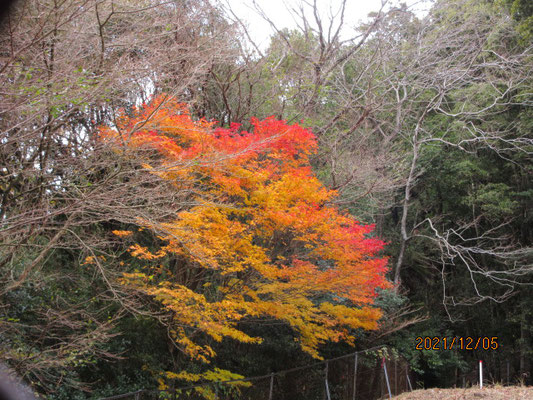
[{"x1": 393, "y1": 386, "x2": 533, "y2": 399}]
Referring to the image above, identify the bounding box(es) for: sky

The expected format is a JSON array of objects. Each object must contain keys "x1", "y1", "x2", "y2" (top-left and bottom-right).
[{"x1": 223, "y1": 0, "x2": 432, "y2": 50}]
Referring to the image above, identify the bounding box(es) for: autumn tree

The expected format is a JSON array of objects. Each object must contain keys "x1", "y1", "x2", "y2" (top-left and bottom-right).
[{"x1": 98, "y1": 95, "x2": 389, "y2": 388}]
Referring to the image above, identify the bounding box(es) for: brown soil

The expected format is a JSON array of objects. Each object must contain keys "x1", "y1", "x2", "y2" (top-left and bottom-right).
[{"x1": 392, "y1": 386, "x2": 533, "y2": 400}]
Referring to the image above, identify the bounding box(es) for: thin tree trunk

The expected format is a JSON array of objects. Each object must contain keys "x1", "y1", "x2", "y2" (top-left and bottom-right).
[
  {"x1": 519, "y1": 292, "x2": 531, "y2": 385},
  {"x1": 394, "y1": 140, "x2": 419, "y2": 285}
]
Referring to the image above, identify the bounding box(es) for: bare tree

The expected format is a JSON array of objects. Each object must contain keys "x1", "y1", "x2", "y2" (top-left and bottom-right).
[
  {"x1": 226, "y1": 0, "x2": 532, "y2": 301},
  {"x1": 373, "y1": 1, "x2": 533, "y2": 291},
  {"x1": 0, "y1": 0, "x2": 242, "y2": 392}
]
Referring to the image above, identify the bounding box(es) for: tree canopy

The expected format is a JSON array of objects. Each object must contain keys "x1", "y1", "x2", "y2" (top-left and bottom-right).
[{"x1": 98, "y1": 96, "x2": 388, "y2": 365}]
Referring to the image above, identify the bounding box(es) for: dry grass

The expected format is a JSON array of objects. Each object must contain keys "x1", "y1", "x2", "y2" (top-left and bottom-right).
[{"x1": 392, "y1": 386, "x2": 533, "y2": 400}]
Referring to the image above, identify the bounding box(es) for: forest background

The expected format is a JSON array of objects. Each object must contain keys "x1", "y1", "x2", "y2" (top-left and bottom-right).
[{"x1": 0, "y1": 0, "x2": 532, "y2": 398}]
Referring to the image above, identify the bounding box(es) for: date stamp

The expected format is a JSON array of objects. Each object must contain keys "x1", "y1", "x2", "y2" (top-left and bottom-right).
[{"x1": 415, "y1": 336, "x2": 498, "y2": 351}]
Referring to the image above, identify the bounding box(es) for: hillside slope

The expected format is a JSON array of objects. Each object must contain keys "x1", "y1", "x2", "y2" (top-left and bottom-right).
[{"x1": 393, "y1": 386, "x2": 533, "y2": 399}]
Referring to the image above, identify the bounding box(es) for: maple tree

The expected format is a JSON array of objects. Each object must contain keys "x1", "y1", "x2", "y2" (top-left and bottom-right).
[{"x1": 98, "y1": 95, "x2": 389, "y2": 384}]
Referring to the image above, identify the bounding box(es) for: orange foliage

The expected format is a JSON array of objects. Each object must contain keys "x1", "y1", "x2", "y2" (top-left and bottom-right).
[{"x1": 100, "y1": 95, "x2": 389, "y2": 361}]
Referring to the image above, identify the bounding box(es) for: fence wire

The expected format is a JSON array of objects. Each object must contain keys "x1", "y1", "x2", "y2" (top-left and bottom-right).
[{"x1": 100, "y1": 346, "x2": 414, "y2": 400}]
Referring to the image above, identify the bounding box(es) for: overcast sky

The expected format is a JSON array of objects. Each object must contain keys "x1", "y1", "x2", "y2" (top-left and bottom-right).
[{"x1": 223, "y1": 0, "x2": 432, "y2": 50}]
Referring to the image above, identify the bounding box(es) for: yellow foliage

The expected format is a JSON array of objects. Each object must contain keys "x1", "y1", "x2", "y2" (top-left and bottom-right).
[
  {"x1": 112, "y1": 230, "x2": 133, "y2": 237},
  {"x1": 102, "y1": 96, "x2": 390, "y2": 373},
  {"x1": 81, "y1": 256, "x2": 95, "y2": 265}
]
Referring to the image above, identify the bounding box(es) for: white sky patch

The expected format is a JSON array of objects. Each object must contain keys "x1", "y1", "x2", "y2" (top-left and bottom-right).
[{"x1": 223, "y1": 0, "x2": 433, "y2": 51}]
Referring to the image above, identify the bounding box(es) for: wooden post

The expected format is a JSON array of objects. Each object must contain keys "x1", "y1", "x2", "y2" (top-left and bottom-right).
[
  {"x1": 507, "y1": 360, "x2": 510, "y2": 385},
  {"x1": 325, "y1": 361, "x2": 331, "y2": 400},
  {"x1": 382, "y1": 357, "x2": 392, "y2": 399},
  {"x1": 269, "y1": 373, "x2": 274, "y2": 400},
  {"x1": 479, "y1": 360, "x2": 483, "y2": 389},
  {"x1": 352, "y1": 352, "x2": 358, "y2": 400},
  {"x1": 394, "y1": 357, "x2": 398, "y2": 396},
  {"x1": 406, "y1": 369, "x2": 413, "y2": 391}
]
